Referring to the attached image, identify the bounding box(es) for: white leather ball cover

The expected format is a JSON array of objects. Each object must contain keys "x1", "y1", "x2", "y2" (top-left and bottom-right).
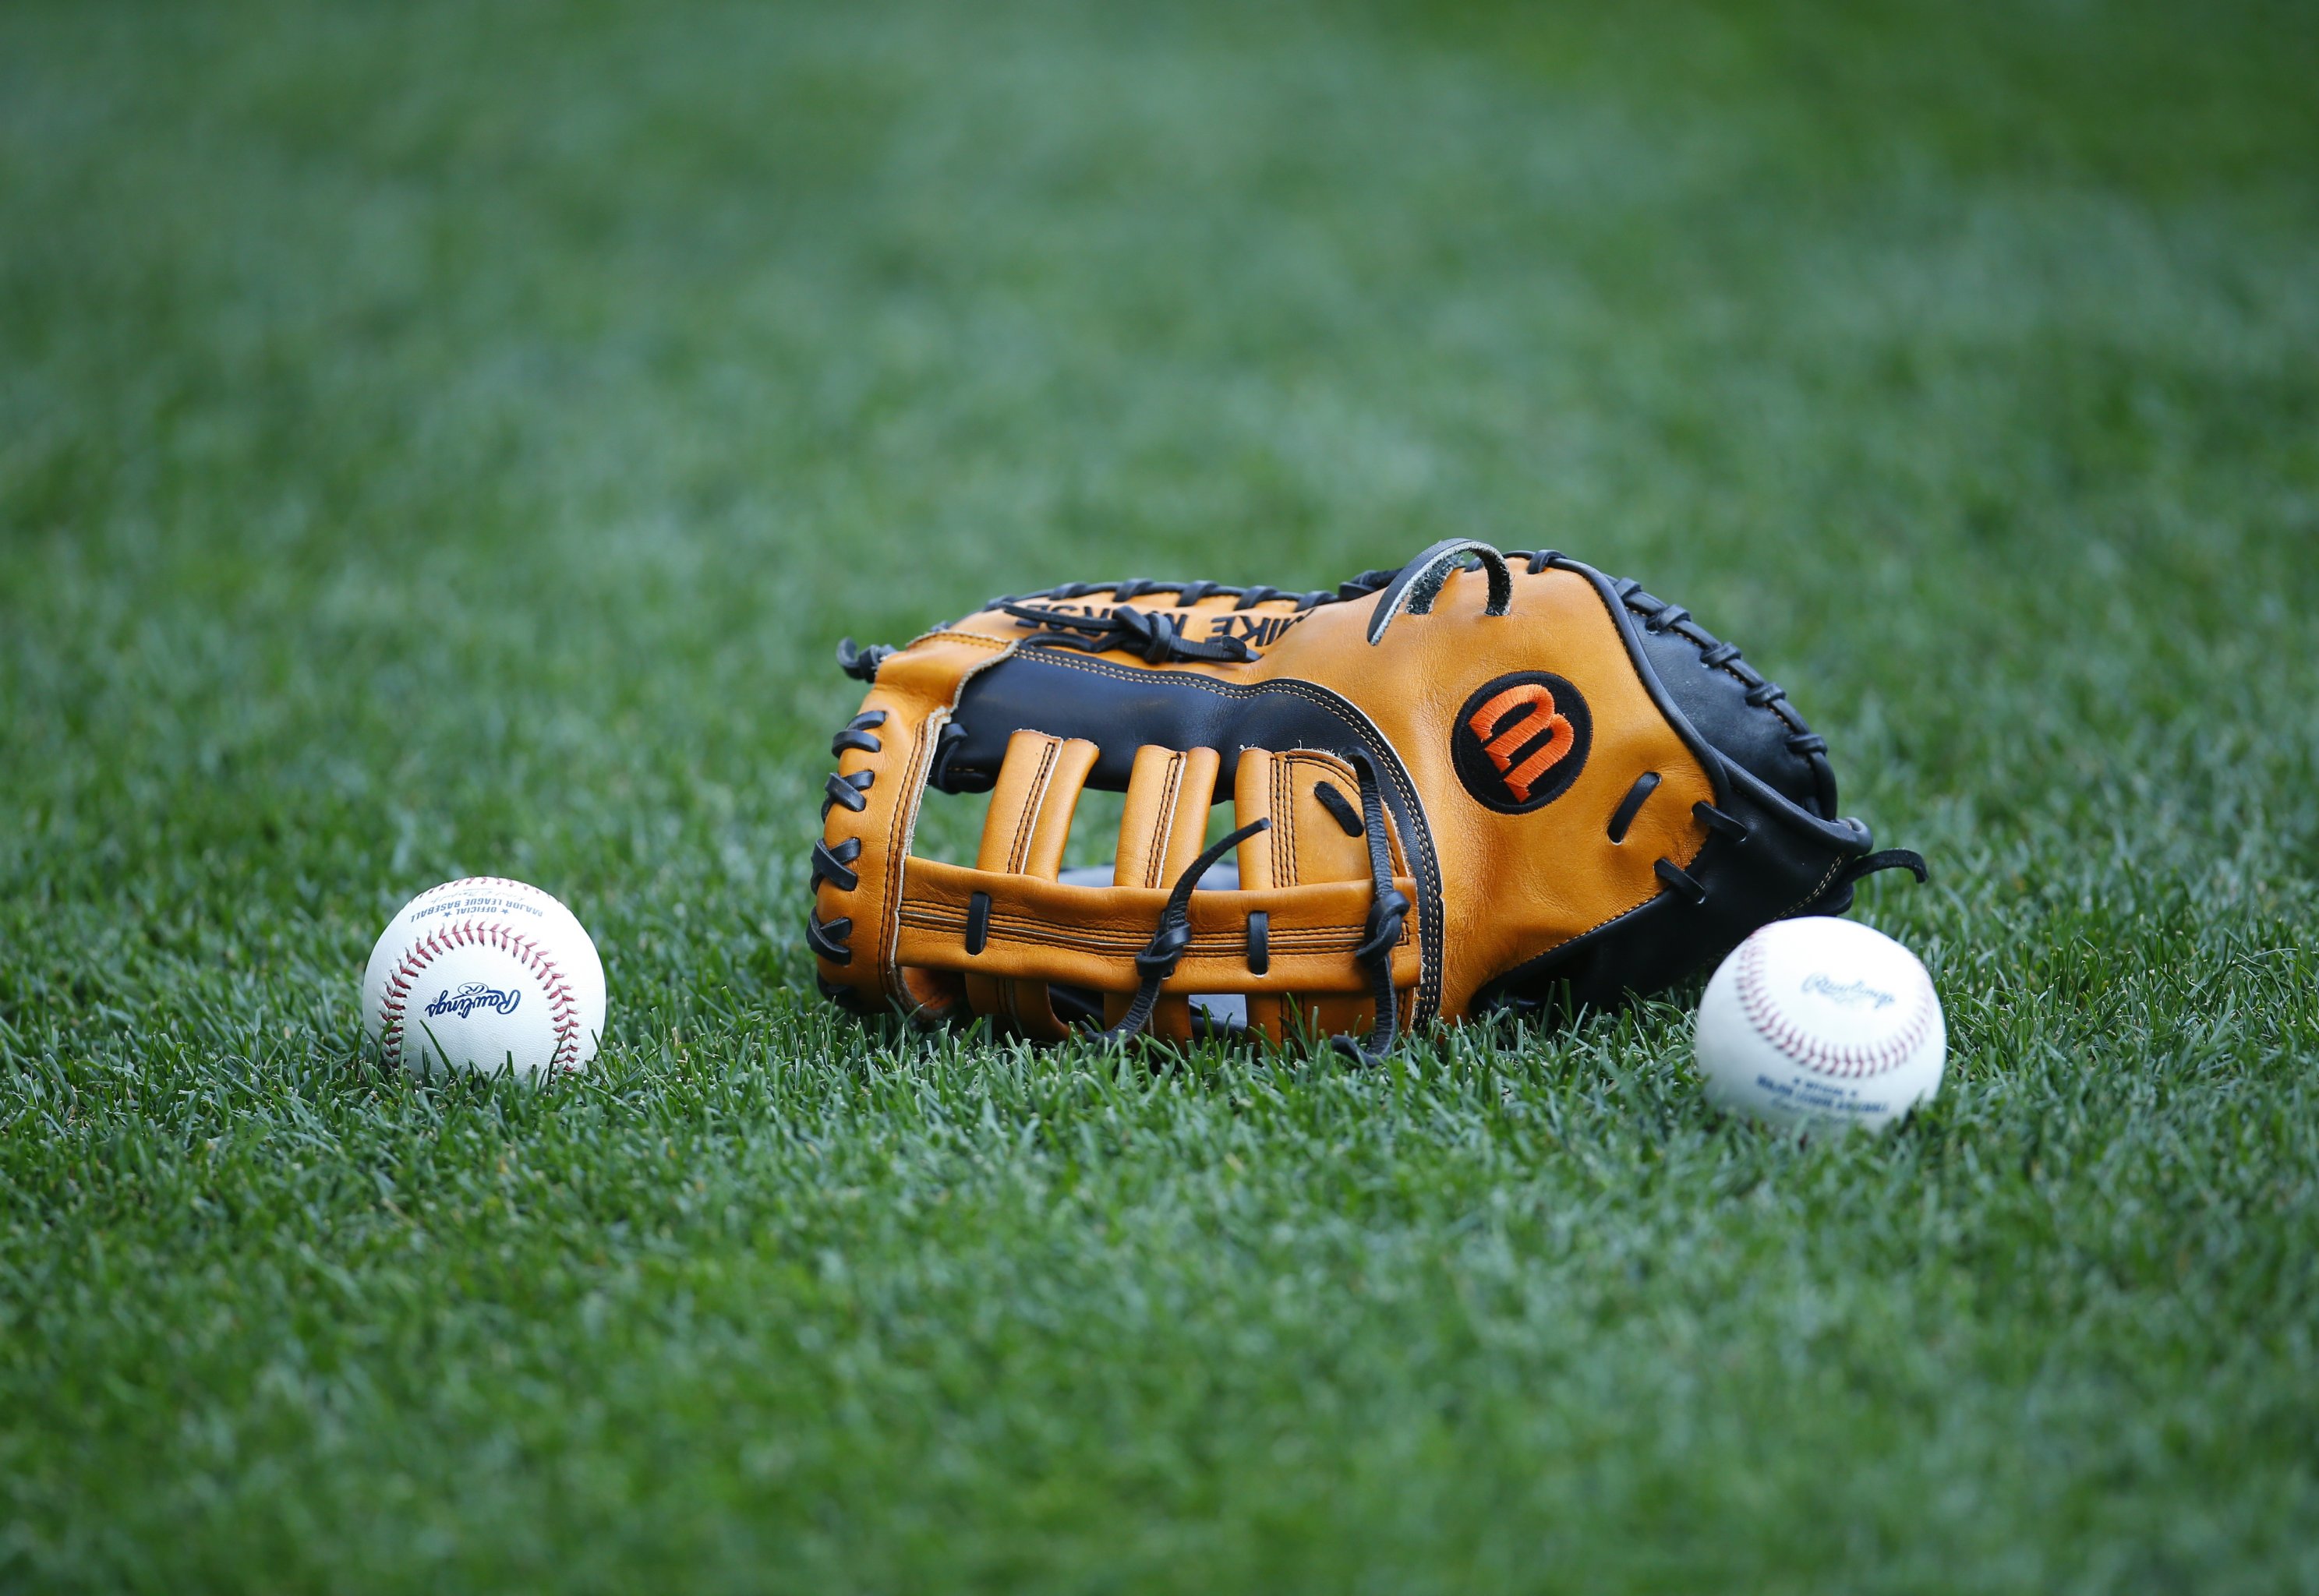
[
  {"x1": 1693, "y1": 916, "x2": 1944, "y2": 1132},
  {"x1": 360, "y1": 877, "x2": 606, "y2": 1080}
]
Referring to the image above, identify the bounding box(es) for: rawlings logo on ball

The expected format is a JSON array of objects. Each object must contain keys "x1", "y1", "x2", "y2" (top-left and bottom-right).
[
  {"x1": 426, "y1": 981, "x2": 523, "y2": 1021},
  {"x1": 1801, "y1": 973, "x2": 1898, "y2": 1010}
]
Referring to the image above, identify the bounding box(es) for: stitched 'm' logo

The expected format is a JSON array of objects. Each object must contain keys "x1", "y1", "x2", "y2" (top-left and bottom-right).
[{"x1": 1451, "y1": 672, "x2": 1593, "y2": 814}]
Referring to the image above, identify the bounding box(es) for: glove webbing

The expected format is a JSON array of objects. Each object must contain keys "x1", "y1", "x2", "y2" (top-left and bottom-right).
[
  {"x1": 1098, "y1": 817, "x2": 1272, "y2": 1043},
  {"x1": 1098, "y1": 749, "x2": 1412, "y2": 1060}
]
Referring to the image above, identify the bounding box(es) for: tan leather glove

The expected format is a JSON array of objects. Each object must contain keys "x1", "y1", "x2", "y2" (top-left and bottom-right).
[{"x1": 810, "y1": 539, "x2": 1923, "y2": 1057}]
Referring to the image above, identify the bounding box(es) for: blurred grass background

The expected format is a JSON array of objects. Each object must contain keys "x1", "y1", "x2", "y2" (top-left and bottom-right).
[{"x1": 3, "y1": 1, "x2": 2316, "y2": 1591}]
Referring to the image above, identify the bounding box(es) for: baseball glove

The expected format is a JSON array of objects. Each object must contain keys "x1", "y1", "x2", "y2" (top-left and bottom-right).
[{"x1": 809, "y1": 539, "x2": 1924, "y2": 1057}]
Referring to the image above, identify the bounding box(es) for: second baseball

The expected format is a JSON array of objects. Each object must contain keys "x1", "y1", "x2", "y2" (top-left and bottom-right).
[
  {"x1": 361, "y1": 877, "x2": 607, "y2": 1081},
  {"x1": 1694, "y1": 916, "x2": 1944, "y2": 1132}
]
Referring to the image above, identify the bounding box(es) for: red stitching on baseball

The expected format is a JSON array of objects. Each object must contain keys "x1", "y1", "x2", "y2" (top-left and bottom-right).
[
  {"x1": 375, "y1": 916, "x2": 585, "y2": 1074},
  {"x1": 1734, "y1": 933, "x2": 1933, "y2": 1079}
]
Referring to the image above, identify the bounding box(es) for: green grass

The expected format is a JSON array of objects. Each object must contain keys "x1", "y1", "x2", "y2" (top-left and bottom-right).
[{"x1": 4, "y1": 0, "x2": 2317, "y2": 1589}]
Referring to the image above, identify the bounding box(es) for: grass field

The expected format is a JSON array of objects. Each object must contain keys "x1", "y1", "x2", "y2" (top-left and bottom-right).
[{"x1": 5, "y1": 1, "x2": 2318, "y2": 1590}]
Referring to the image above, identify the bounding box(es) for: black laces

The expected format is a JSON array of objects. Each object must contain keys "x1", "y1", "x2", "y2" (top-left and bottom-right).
[
  {"x1": 1001, "y1": 602, "x2": 1257, "y2": 665},
  {"x1": 1330, "y1": 749, "x2": 1412, "y2": 1064},
  {"x1": 1094, "y1": 748, "x2": 1415, "y2": 1063},
  {"x1": 1100, "y1": 818, "x2": 1271, "y2": 1043},
  {"x1": 1833, "y1": 849, "x2": 1930, "y2": 891}
]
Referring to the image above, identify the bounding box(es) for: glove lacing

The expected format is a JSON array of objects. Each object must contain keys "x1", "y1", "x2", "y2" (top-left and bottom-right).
[
  {"x1": 1098, "y1": 817, "x2": 1272, "y2": 1043},
  {"x1": 1330, "y1": 748, "x2": 1412, "y2": 1064},
  {"x1": 1001, "y1": 601, "x2": 1257, "y2": 665},
  {"x1": 1097, "y1": 748, "x2": 1413, "y2": 1062}
]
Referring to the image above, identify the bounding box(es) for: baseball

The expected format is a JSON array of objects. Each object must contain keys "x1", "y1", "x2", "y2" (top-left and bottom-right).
[
  {"x1": 1693, "y1": 916, "x2": 1944, "y2": 1132},
  {"x1": 361, "y1": 877, "x2": 607, "y2": 1080}
]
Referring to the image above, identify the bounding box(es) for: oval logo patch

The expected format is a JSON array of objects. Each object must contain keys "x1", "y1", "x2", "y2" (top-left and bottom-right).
[{"x1": 1452, "y1": 672, "x2": 1592, "y2": 814}]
